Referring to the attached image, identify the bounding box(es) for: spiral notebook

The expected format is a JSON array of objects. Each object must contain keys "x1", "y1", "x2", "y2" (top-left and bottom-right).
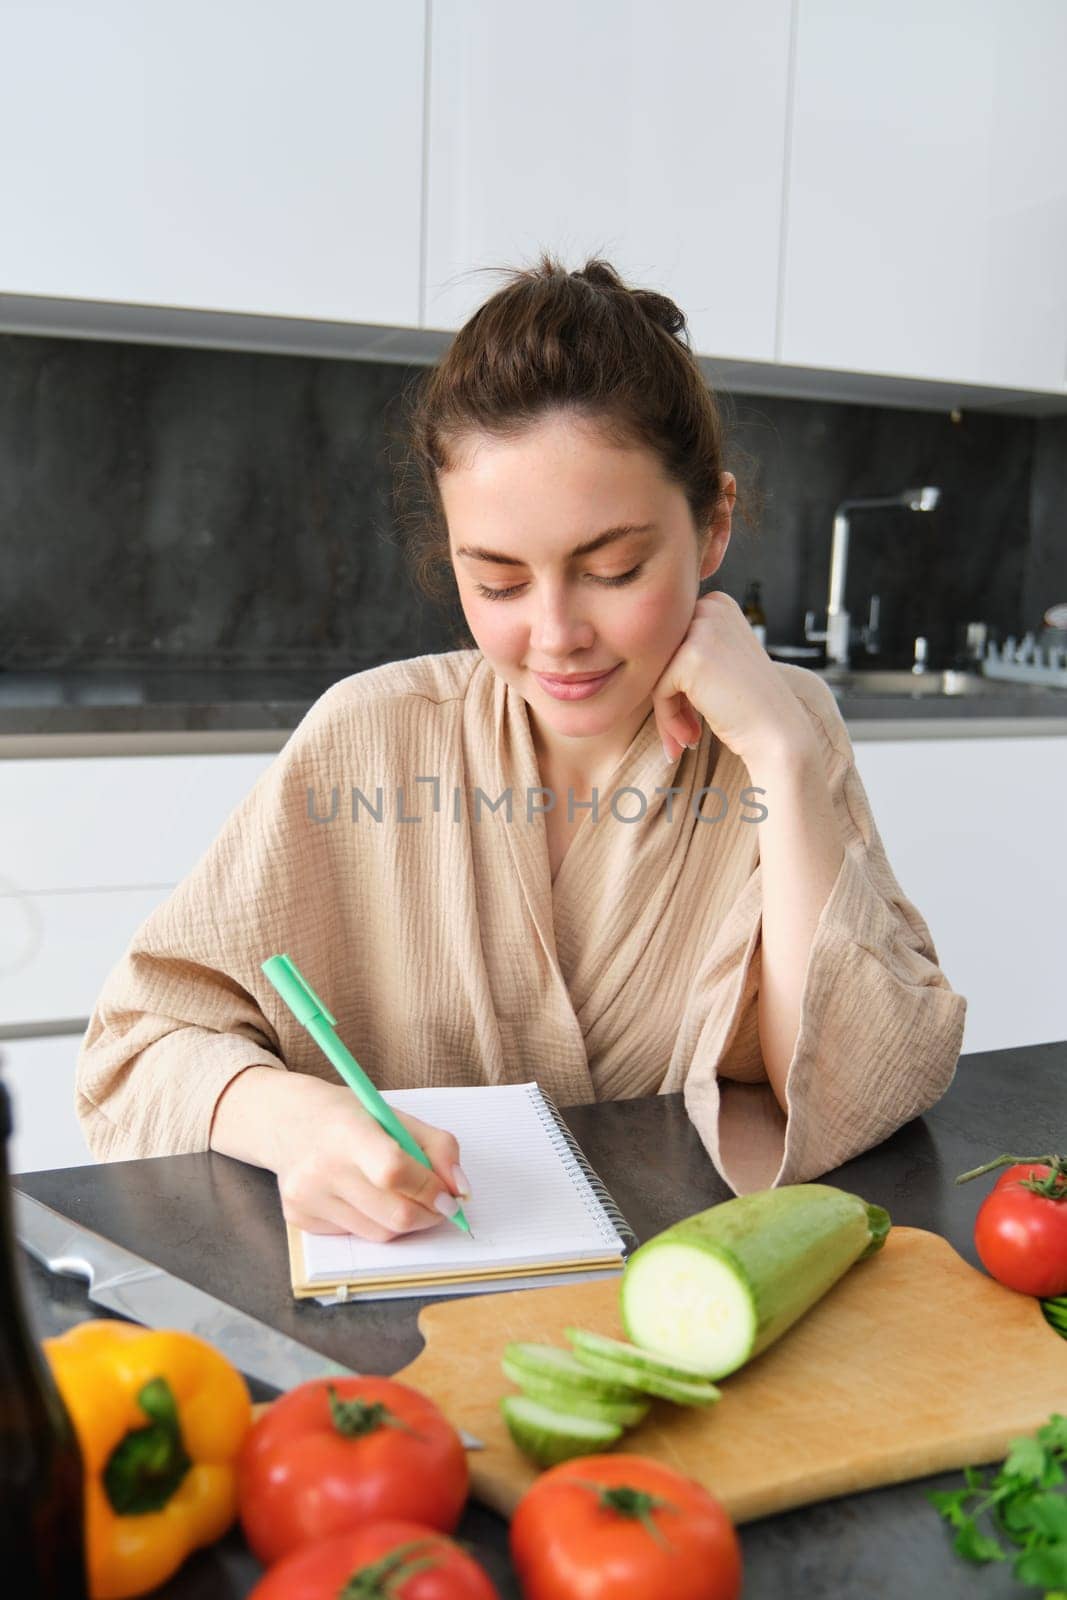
[{"x1": 286, "y1": 1081, "x2": 639, "y2": 1304}]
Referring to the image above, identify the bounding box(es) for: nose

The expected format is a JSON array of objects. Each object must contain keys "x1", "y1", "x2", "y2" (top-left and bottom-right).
[{"x1": 529, "y1": 581, "x2": 596, "y2": 655}]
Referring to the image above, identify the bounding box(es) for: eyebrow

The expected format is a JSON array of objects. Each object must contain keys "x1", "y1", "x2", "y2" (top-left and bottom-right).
[{"x1": 454, "y1": 522, "x2": 659, "y2": 567}]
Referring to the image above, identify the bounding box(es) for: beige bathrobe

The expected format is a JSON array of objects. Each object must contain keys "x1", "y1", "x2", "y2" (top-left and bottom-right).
[{"x1": 75, "y1": 649, "x2": 967, "y2": 1195}]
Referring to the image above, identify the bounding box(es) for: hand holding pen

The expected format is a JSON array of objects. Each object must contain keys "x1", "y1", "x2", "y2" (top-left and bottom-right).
[{"x1": 259, "y1": 955, "x2": 474, "y2": 1241}]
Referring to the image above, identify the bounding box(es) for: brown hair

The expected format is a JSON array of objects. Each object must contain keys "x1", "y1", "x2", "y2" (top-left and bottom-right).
[{"x1": 389, "y1": 250, "x2": 760, "y2": 648}]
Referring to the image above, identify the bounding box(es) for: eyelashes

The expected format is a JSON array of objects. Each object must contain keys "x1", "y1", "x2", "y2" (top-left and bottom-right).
[{"x1": 473, "y1": 565, "x2": 645, "y2": 602}]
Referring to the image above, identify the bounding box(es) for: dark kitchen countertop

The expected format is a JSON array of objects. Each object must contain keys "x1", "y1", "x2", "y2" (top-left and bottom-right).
[
  {"x1": 1, "y1": 664, "x2": 1066, "y2": 752},
  {"x1": 0, "y1": 665, "x2": 356, "y2": 735},
  {"x1": 14, "y1": 1038, "x2": 1067, "y2": 1599}
]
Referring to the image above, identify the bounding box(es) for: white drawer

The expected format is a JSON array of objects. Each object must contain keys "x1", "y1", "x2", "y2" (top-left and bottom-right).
[
  {"x1": 0, "y1": 752, "x2": 276, "y2": 893},
  {"x1": 0, "y1": 1033, "x2": 93, "y2": 1174},
  {"x1": 0, "y1": 886, "x2": 170, "y2": 1029}
]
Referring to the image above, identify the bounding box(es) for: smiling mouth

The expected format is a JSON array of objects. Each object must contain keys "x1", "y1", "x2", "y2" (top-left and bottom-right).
[{"x1": 532, "y1": 667, "x2": 618, "y2": 683}]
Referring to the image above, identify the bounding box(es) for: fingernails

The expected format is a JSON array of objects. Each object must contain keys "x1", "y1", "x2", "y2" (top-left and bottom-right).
[
  {"x1": 452, "y1": 1164, "x2": 472, "y2": 1198},
  {"x1": 662, "y1": 742, "x2": 675, "y2": 765},
  {"x1": 434, "y1": 1190, "x2": 460, "y2": 1218}
]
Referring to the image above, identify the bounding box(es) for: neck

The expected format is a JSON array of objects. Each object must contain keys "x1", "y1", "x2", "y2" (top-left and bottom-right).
[{"x1": 529, "y1": 701, "x2": 653, "y2": 799}]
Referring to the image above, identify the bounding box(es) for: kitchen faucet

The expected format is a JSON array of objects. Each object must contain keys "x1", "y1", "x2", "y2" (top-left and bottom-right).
[{"x1": 804, "y1": 487, "x2": 941, "y2": 667}]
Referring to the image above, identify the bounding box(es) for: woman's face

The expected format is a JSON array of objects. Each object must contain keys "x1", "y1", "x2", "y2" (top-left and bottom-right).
[{"x1": 440, "y1": 410, "x2": 733, "y2": 759}]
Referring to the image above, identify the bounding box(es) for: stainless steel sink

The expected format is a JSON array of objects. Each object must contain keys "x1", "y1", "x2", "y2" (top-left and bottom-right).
[{"x1": 817, "y1": 669, "x2": 997, "y2": 698}]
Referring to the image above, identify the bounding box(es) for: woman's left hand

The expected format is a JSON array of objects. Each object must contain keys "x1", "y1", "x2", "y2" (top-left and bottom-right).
[{"x1": 650, "y1": 591, "x2": 814, "y2": 767}]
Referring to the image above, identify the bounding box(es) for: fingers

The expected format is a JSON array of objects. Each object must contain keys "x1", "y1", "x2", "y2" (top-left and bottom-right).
[
  {"x1": 275, "y1": 1100, "x2": 472, "y2": 1245},
  {"x1": 284, "y1": 1194, "x2": 395, "y2": 1242},
  {"x1": 282, "y1": 1175, "x2": 447, "y2": 1243},
  {"x1": 660, "y1": 692, "x2": 702, "y2": 758},
  {"x1": 395, "y1": 1110, "x2": 470, "y2": 1198},
  {"x1": 360, "y1": 1119, "x2": 458, "y2": 1212}
]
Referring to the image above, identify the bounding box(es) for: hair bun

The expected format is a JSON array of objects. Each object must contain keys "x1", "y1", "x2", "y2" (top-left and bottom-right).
[
  {"x1": 572, "y1": 259, "x2": 623, "y2": 292},
  {"x1": 630, "y1": 288, "x2": 687, "y2": 338},
  {"x1": 572, "y1": 259, "x2": 686, "y2": 338}
]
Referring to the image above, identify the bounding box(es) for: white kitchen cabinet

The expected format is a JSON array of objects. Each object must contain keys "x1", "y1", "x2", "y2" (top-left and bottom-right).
[
  {"x1": 851, "y1": 735, "x2": 1067, "y2": 1054},
  {"x1": 424, "y1": 0, "x2": 793, "y2": 362},
  {"x1": 781, "y1": 0, "x2": 1067, "y2": 392},
  {"x1": 0, "y1": 753, "x2": 276, "y2": 893},
  {"x1": 0, "y1": 1033, "x2": 93, "y2": 1174},
  {"x1": 4, "y1": 1, "x2": 1066, "y2": 407},
  {"x1": 0, "y1": 752, "x2": 276, "y2": 1030},
  {"x1": 0, "y1": 888, "x2": 174, "y2": 1030},
  {"x1": 0, "y1": 0, "x2": 425, "y2": 326}
]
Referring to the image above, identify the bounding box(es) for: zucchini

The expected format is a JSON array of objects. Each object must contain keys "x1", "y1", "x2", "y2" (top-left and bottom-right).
[
  {"x1": 619, "y1": 1183, "x2": 890, "y2": 1380},
  {"x1": 566, "y1": 1347, "x2": 722, "y2": 1406},
  {"x1": 563, "y1": 1326, "x2": 719, "y2": 1382},
  {"x1": 501, "y1": 1354, "x2": 651, "y2": 1427},
  {"x1": 500, "y1": 1394, "x2": 623, "y2": 1466},
  {"x1": 502, "y1": 1341, "x2": 637, "y2": 1401}
]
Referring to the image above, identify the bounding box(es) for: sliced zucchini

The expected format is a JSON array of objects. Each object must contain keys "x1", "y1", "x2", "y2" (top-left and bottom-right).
[
  {"x1": 500, "y1": 1394, "x2": 623, "y2": 1467},
  {"x1": 502, "y1": 1341, "x2": 636, "y2": 1400},
  {"x1": 563, "y1": 1325, "x2": 719, "y2": 1382},
  {"x1": 568, "y1": 1346, "x2": 722, "y2": 1406},
  {"x1": 501, "y1": 1354, "x2": 650, "y2": 1427}
]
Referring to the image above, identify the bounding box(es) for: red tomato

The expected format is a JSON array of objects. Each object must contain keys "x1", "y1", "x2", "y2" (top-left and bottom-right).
[
  {"x1": 247, "y1": 1519, "x2": 500, "y2": 1600},
  {"x1": 238, "y1": 1378, "x2": 469, "y2": 1566},
  {"x1": 510, "y1": 1453, "x2": 743, "y2": 1600},
  {"x1": 975, "y1": 1174, "x2": 1067, "y2": 1298},
  {"x1": 992, "y1": 1162, "x2": 1065, "y2": 1193}
]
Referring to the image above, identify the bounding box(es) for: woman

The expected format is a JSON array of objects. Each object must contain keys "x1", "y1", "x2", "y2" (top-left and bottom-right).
[{"x1": 75, "y1": 254, "x2": 966, "y2": 1238}]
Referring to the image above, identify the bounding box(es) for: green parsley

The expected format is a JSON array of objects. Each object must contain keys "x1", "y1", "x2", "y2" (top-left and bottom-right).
[{"x1": 927, "y1": 1403, "x2": 1067, "y2": 1596}]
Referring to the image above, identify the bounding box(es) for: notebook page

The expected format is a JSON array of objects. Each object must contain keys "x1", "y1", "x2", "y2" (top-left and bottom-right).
[{"x1": 301, "y1": 1082, "x2": 623, "y2": 1284}]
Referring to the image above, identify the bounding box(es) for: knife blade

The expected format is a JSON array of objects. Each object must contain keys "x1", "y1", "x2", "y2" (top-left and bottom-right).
[{"x1": 14, "y1": 1193, "x2": 483, "y2": 1450}]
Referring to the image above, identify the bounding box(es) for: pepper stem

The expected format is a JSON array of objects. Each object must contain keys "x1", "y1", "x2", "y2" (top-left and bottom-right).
[{"x1": 103, "y1": 1376, "x2": 192, "y2": 1515}]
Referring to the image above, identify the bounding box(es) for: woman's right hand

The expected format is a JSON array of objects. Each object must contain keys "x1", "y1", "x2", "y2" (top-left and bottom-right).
[{"x1": 210, "y1": 1067, "x2": 470, "y2": 1241}]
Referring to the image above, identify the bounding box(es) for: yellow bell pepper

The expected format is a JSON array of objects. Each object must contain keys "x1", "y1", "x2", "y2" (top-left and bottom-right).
[{"x1": 43, "y1": 1319, "x2": 252, "y2": 1600}]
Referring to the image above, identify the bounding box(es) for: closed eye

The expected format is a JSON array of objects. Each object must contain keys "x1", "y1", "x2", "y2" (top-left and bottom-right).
[{"x1": 473, "y1": 564, "x2": 645, "y2": 602}]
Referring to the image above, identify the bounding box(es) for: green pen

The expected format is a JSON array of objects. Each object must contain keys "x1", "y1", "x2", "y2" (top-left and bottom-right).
[{"x1": 261, "y1": 954, "x2": 472, "y2": 1237}]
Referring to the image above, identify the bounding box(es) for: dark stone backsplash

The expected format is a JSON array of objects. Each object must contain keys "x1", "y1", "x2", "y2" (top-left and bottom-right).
[{"x1": 1, "y1": 331, "x2": 1063, "y2": 672}]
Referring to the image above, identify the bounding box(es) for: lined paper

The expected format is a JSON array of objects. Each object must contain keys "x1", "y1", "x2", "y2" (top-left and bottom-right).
[{"x1": 300, "y1": 1081, "x2": 626, "y2": 1285}]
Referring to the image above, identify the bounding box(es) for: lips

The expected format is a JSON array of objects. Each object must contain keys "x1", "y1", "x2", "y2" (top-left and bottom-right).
[
  {"x1": 532, "y1": 664, "x2": 622, "y2": 701},
  {"x1": 532, "y1": 668, "x2": 617, "y2": 683}
]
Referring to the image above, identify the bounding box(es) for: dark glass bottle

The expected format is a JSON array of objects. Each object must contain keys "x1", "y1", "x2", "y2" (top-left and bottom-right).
[{"x1": 0, "y1": 1072, "x2": 90, "y2": 1596}]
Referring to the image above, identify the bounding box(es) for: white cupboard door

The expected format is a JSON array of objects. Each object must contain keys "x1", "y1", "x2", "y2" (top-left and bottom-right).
[
  {"x1": 0, "y1": 0, "x2": 425, "y2": 326},
  {"x1": 781, "y1": 0, "x2": 1067, "y2": 392},
  {"x1": 0, "y1": 1034, "x2": 93, "y2": 1174},
  {"x1": 0, "y1": 754, "x2": 277, "y2": 893},
  {"x1": 0, "y1": 753, "x2": 276, "y2": 1029},
  {"x1": 425, "y1": 0, "x2": 793, "y2": 362},
  {"x1": 0, "y1": 887, "x2": 179, "y2": 1031},
  {"x1": 852, "y1": 737, "x2": 1067, "y2": 1056}
]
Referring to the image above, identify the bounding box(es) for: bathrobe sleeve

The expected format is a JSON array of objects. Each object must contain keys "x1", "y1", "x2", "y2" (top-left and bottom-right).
[
  {"x1": 74, "y1": 688, "x2": 352, "y2": 1162},
  {"x1": 681, "y1": 672, "x2": 968, "y2": 1195}
]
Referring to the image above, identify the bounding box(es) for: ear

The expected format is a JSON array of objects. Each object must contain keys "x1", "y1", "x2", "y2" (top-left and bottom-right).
[{"x1": 699, "y1": 470, "x2": 736, "y2": 582}]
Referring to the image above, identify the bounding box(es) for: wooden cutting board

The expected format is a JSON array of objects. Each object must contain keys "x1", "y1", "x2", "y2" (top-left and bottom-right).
[{"x1": 393, "y1": 1226, "x2": 1067, "y2": 1523}]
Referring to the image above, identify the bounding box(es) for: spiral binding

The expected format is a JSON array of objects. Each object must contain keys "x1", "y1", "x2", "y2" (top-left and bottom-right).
[{"x1": 528, "y1": 1084, "x2": 640, "y2": 1256}]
